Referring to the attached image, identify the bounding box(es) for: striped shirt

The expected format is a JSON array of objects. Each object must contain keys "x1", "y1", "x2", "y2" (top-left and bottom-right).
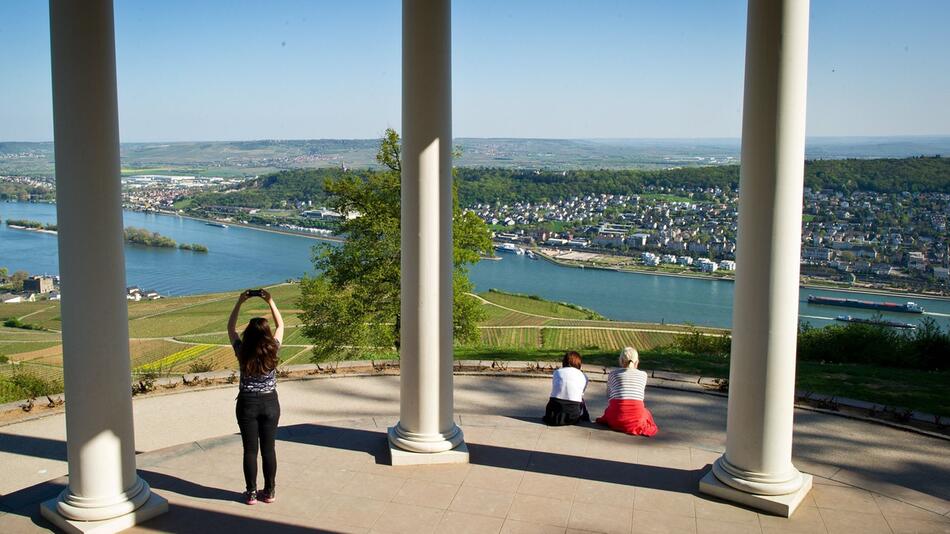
[{"x1": 606, "y1": 368, "x2": 648, "y2": 401}]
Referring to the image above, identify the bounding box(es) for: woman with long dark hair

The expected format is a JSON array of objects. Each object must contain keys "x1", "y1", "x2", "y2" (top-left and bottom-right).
[{"x1": 227, "y1": 288, "x2": 284, "y2": 505}]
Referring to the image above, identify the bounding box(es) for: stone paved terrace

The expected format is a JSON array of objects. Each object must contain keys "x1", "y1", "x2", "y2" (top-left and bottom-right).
[{"x1": 0, "y1": 375, "x2": 948, "y2": 533}]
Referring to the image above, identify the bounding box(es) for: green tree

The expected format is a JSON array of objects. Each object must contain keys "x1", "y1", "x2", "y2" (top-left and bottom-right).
[
  {"x1": 10, "y1": 270, "x2": 29, "y2": 291},
  {"x1": 298, "y1": 129, "x2": 492, "y2": 361}
]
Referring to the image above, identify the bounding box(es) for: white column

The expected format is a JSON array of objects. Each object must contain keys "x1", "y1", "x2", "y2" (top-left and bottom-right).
[
  {"x1": 699, "y1": 0, "x2": 813, "y2": 518},
  {"x1": 41, "y1": 1, "x2": 167, "y2": 531},
  {"x1": 388, "y1": 0, "x2": 467, "y2": 464}
]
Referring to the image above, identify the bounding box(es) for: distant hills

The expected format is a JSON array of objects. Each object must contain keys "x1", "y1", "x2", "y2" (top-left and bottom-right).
[{"x1": 1, "y1": 136, "x2": 948, "y2": 177}]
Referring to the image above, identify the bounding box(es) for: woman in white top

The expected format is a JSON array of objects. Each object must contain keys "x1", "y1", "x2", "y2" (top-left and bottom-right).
[
  {"x1": 543, "y1": 351, "x2": 590, "y2": 426},
  {"x1": 595, "y1": 347, "x2": 659, "y2": 436}
]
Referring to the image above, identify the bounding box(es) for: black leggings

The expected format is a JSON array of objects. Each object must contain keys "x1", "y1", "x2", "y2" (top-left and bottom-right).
[{"x1": 236, "y1": 391, "x2": 280, "y2": 492}]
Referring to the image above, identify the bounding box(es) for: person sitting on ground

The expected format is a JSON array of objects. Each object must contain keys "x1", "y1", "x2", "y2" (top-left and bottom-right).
[
  {"x1": 227, "y1": 288, "x2": 284, "y2": 505},
  {"x1": 596, "y1": 346, "x2": 658, "y2": 436},
  {"x1": 543, "y1": 351, "x2": 590, "y2": 426}
]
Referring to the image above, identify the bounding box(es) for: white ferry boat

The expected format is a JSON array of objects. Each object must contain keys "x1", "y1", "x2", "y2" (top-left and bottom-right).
[{"x1": 495, "y1": 243, "x2": 525, "y2": 255}]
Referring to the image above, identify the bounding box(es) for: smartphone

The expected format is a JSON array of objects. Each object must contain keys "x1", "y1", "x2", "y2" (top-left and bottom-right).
[{"x1": 247, "y1": 289, "x2": 264, "y2": 298}]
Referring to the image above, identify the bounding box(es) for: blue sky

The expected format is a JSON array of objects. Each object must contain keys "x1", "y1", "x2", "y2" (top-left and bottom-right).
[{"x1": 1, "y1": 0, "x2": 948, "y2": 141}]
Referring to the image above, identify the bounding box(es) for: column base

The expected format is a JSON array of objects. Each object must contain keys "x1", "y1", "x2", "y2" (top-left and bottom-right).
[
  {"x1": 388, "y1": 426, "x2": 469, "y2": 466},
  {"x1": 389, "y1": 440, "x2": 469, "y2": 466},
  {"x1": 700, "y1": 469, "x2": 812, "y2": 517},
  {"x1": 40, "y1": 491, "x2": 168, "y2": 534},
  {"x1": 388, "y1": 422, "x2": 465, "y2": 453}
]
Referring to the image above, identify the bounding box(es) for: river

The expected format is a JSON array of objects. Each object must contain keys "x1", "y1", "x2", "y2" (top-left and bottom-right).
[{"x1": 2, "y1": 201, "x2": 949, "y2": 329}]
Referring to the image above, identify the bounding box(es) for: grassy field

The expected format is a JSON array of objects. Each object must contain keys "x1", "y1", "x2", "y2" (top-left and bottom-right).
[{"x1": 0, "y1": 284, "x2": 947, "y2": 417}]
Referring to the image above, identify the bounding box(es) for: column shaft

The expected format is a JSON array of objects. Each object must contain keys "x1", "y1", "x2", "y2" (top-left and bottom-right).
[
  {"x1": 389, "y1": 0, "x2": 464, "y2": 455},
  {"x1": 43, "y1": 0, "x2": 156, "y2": 523},
  {"x1": 709, "y1": 0, "x2": 811, "y2": 500}
]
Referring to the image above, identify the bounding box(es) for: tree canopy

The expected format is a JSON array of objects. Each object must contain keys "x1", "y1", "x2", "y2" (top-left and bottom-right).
[{"x1": 298, "y1": 129, "x2": 492, "y2": 361}]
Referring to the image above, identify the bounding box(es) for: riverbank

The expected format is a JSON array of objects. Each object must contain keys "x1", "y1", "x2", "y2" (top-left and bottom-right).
[
  {"x1": 534, "y1": 246, "x2": 950, "y2": 301},
  {"x1": 155, "y1": 209, "x2": 345, "y2": 243},
  {"x1": 7, "y1": 224, "x2": 57, "y2": 235}
]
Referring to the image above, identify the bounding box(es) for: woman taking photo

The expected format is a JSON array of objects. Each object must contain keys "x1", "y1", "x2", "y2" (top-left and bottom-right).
[
  {"x1": 228, "y1": 288, "x2": 284, "y2": 505},
  {"x1": 596, "y1": 346, "x2": 659, "y2": 437}
]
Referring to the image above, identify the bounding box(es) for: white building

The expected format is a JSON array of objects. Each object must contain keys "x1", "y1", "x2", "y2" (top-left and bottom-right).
[
  {"x1": 719, "y1": 260, "x2": 737, "y2": 271},
  {"x1": 641, "y1": 252, "x2": 660, "y2": 266}
]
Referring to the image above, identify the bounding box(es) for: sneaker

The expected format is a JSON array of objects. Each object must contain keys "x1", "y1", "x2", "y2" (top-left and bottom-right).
[
  {"x1": 260, "y1": 488, "x2": 276, "y2": 503},
  {"x1": 243, "y1": 490, "x2": 258, "y2": 505}
]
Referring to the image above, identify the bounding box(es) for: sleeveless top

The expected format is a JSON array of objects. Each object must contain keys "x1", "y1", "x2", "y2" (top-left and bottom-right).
[{"x1": 232, "y1": 338, "x2": 279, "y2": 393}]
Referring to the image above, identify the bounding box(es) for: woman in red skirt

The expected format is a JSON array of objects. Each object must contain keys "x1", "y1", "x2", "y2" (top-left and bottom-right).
[{"x1": 596, "y1": 347, "x2": 658, "y2": 436}]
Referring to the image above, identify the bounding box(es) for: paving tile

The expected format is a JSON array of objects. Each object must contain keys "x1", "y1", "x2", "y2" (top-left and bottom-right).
[
  {"x1": 874, "y1": 494, "x2": 950, "y2": 522},
  {"x1": 501, "y1": 519, "x2": 567, "y2": 534},
  {"x1": 254, "y1": 485, "x2": 328, "y2": 520},
  {"x1": 392, "y1": 478, "x2": 460, "y2": 509},
  {"x1": 535, "y1": 438, "x2": 589, "y2": 457},
  {"x1": 297, "y1": 463, "x2": 358, "y2": 493},
  {"x1": 584, "y1": 439, "x2": 640, "y2": 463},
  {"x1": 812, "y1": 484, "x2": 881, "y2": 514},
  {"x1": 694, "y1": 497, "x2": 760, "y2": 524},
  {"x1": 690, "y1": 448, "x2": 723, "y2": 470},
  {"x1": 463, "y1": 426, "x2": 497, "y2": 443},
  {"x1": 318, "y1": 493, "x2": 389, "y2": 528},
  {"x1": 438, "y1": 510, "x2": 505, "y2": 534},
  {"x1": 567, "y1": 501, "x2": 634, "y2": 534},
  {"x1": 407, "y1": 463, "x2": 472, "y2": 485},
  {"x1": 757, "y1": 504, "x2": 827, "y2": 533},
  {"x1": 450, "y1": 485, "x2": 516, "y2": 518},
  {"x1": 819, "y1": 508, "x2": 894, "y2": 534},
  {"x1": 488, "y1": 428, "x2": 544, "y2": 449},
  {"x1": 634, "y1": 487, "x2": 696, "y2": 517},
  {"x1": 633, "y1": 509, "x2": 698, "y2": 533},
  {"x1": 335, "y1": 471, "x2": 407, "y2": 501},
  {"x1": 886, "y1": 517, "x2": 950, "y2": 534},
  {"x1": 518, "y1": 472, "x2": 578, "y2": 500},
  {"x1": 638, "y1": 445, "x2": 694, "y2": 469},
  {"x1": 572, "y1": 479, "x2": 636, "y2": 509},
  {"x1": 696, "y1": 518, "x2": 763, "y2": 534},
  {"x1": 369, "y1": 501, "x2": 444, "y2": 534},
  {"x1": 464, "y1": 464, "x2": 526, "y2": 492},
  {"x1": 507, "y1": 493, "x2": 573, "y2": 527}
]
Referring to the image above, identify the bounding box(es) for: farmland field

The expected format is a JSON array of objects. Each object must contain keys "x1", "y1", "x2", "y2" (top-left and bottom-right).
[{"x1": 0, "y1": 283, "x2": 715, "y2": 403}]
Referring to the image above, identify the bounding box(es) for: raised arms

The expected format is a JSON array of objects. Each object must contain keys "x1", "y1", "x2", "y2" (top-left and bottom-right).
[
  {"x1": 260, "y1": 289, "x2": 284, "y2": 344},
  {"x1": 227, "y1": 291, "x2": 249, "y2": 346}
]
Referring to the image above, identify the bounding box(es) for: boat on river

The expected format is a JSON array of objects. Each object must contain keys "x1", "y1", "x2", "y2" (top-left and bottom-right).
[
  {"x1": 495, "y1": 243, "x2": 525, "y2": 255},
  {"x1": 834, "y1": 315, "x2": 918, "y2": 329},
  {"x1": 808, "y1": 295, "x2": 924, "y2": 314},
  {"x1": 205, "y1": 222, "x2": 229, "y2": 229}
]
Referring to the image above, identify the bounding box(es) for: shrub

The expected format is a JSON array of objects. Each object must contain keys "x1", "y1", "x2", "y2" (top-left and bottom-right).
[
  {"x1": 676, "y1": 325, "x2": 731, "y2": 356},
  {"x1": 797, "y1": 318, "x2": 949, "y2": 370},
  {"x1": 187, "y1": 358, "x2": 215, "y2": 374},
  {"x1": 9, "y1": 372, "x2": 63, "y2": 398},
  {"x1": 3, "y1": 317, "x2": 44, "y2": 330}
]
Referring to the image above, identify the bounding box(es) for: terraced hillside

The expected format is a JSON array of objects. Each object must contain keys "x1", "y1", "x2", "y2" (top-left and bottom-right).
[{"x1": 0, "y1": 285, "x2": 709, "y2": 403}]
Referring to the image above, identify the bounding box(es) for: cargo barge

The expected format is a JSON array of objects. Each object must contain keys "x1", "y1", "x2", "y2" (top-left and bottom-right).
[
  {"x1": 807, "y1": 295, "x2": 924, "y2": 314},
  {"x1": 834, "y1": 315, "x2": 918, "y2": 329}
]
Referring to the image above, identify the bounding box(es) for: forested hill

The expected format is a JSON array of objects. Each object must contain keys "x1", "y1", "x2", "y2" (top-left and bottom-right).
[
  {"x1": 457, "y1": 156, "x2": 949, "y2": 203},
  {"x1": 188, "y1": 156, "x2": 948, "y2": 208}
]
